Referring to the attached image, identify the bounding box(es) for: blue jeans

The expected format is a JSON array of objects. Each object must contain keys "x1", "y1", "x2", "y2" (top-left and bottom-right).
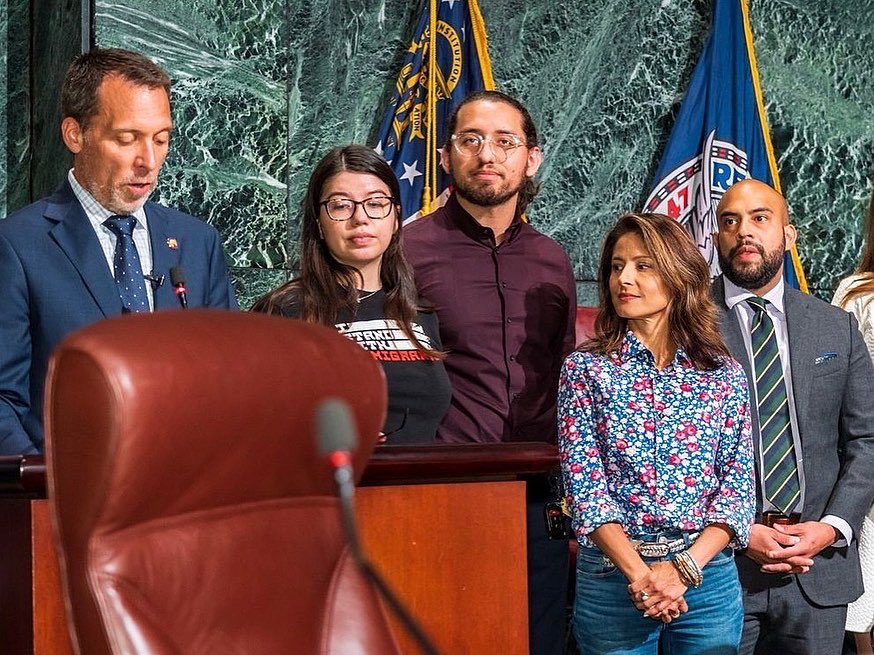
[{"x1": 573, "y1": 533, "x2": 743, "y2": 655}]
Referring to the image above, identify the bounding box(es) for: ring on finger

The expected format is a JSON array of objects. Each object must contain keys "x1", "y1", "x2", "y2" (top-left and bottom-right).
[
  {"x1": 669, "y1": 609, "x2": 680, "y2": 618},
  {"x1": 639, "y1": 591, "x2": 650, "y2": 601}
]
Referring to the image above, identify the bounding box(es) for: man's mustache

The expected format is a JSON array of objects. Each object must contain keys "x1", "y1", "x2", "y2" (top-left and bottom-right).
[{"x1": 729, "y1": 241, "x2": 765, "y2": 259}]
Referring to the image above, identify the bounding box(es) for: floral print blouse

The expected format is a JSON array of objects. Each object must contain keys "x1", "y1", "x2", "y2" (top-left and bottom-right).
[{"x1": 558, "y1": 331, "x2": 755, "y2": 549}]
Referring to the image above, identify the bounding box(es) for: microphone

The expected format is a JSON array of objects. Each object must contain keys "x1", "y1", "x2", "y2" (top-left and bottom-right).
[
  {"x1": 316, "y1": 399, "x2": 439, "y2": 655},
  {"x1": 317, "y1": 398, "x2": 358, "y2": 523},
  {"x1": 143, "y1": 271, "x2": 165, "y2": 290},
  {"x1": 169, "y1": 266, "x2": 188, "y2": 309}
]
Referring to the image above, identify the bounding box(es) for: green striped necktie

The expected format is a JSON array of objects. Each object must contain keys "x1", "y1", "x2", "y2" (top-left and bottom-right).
[{"x1": 747, "y1": 297, "x2": 800, "y2": 515}]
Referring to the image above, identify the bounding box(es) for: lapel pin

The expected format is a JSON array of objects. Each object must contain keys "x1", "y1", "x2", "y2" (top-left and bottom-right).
[{"x1": 166, "y1": 238, "x2": 179, "y2": 250}]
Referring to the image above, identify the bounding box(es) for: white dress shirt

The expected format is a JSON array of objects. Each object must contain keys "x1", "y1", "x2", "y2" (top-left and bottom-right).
[
  {"x1": 68, "y1": 169, "x2": 155, "y2": 310},
  {"x1": 723, "y1": 276, "x2": 851, "y2": 544}
]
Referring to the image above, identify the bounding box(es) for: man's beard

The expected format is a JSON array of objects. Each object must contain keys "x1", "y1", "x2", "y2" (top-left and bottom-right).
[
  {"x1": 718, "y1": 239, "x2": 785, "y2": 290},
  {"x1": 86, "y1": 179, "x2": 153, "y2": 215},
  {"x1": 449, "y1": 165, "x2": 525, "y2": 208}
]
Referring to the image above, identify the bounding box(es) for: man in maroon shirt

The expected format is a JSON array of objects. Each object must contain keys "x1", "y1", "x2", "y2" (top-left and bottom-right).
[
  {"x1": 403, "y1": 91, "x2": 577, "y2": 444},
  {"x1": 403, "y1": 91, "x2": 577, "y2": 655}
]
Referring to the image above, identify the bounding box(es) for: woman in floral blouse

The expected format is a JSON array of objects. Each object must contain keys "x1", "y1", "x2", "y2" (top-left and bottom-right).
[{"x1": 559, "y1": 213, "x2": 755, "y2": 655}]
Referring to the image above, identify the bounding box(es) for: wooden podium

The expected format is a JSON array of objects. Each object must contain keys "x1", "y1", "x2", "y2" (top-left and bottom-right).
[{"x1": 0, "y1": 443, "x2": 558, "y2": 654}]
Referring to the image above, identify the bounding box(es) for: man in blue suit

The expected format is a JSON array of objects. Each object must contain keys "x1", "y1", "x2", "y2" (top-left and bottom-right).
[{"x1": 0, "y1": 48, "x2": 238, "y2": 455}]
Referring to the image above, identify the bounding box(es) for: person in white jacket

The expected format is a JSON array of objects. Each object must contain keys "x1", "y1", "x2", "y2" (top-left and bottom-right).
[{"x1": 832, "y1": 188, "x2": 874, "y2": 655}]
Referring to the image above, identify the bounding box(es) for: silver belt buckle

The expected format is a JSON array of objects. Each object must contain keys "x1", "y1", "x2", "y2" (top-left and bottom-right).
[
  {"x1": 634, "y1": 541, "x2": 670, "y2": 557},
  {"x1": 624, "y1": 532, "x2": 700, "y2": 561},
  {"x1": 640, "y1": 544, "x2": 669, "y2": 557}
]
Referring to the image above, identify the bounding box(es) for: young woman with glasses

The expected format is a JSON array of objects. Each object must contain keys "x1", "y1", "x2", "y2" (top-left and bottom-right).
[
  {"x1": 559, "y1": 213, "x2": 755, "y2": 654},
  {"x1": 252, "y1": 145, "x2": 450, "y2": 443}
]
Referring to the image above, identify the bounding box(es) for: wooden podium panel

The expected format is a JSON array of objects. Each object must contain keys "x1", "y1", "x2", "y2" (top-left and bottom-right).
[
  {"x1": 358, "y1": 481, "x2": 529, "y2": 655},
  {"x1": 31, "y1": 501, "x2": 73, "y2": 655},
  {"x1": 1, "y1": 445, "x2": 556, "y2": 654},
  {"x1": 15, "y1": 485, "x2": 529, "y2": 655}
]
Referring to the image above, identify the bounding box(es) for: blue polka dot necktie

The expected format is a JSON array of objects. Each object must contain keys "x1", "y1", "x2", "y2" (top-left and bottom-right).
[
  {"x1": 103, "y1": 215, "x2": 150, "y2": 313},
  {"x1": 746, "y1": 297, "x2": 800, "y2": 514}
]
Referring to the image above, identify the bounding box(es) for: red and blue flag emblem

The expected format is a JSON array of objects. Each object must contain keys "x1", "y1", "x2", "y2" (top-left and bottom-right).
[{"x1": 645, "y1": 0, "x2": 807, "y2": 291}]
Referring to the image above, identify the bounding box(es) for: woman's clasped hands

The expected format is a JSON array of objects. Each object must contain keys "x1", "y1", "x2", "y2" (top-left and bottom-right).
[{"x1": 628, "y1": 561, "x2": 688, "y2": 623}]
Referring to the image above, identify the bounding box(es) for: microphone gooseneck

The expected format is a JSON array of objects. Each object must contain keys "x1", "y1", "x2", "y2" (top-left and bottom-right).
[{"x1": 315, "y1": 398, "x2": 440, "y2": 655}]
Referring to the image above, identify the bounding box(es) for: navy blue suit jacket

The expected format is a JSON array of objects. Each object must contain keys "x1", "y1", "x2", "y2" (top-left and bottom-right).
[{"x1": 0, "y1": 182, "x2": 238, "y2": 454}]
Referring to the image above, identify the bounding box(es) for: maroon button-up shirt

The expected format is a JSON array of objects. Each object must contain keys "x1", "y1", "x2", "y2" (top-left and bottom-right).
[{"x1": 403, "y1": 194, "x2": 577, "y2": 444}]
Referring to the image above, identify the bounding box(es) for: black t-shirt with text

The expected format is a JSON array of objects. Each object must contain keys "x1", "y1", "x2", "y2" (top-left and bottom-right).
[{"x1": 282, "y1": 289, "x2": 451, "y2": 444}]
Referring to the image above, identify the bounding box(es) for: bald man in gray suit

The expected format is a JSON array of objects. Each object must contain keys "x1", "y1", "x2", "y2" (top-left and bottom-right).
[{"x1": 711, "y1": 179, "x2": 874, "y2": 654}]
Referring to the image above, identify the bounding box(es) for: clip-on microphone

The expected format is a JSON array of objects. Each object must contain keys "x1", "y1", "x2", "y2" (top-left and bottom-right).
[
  {"x1": 169, "y1": 266, "x2": 188, "y2": 308},
  {"x1": 143, "y1": 271, "x2": 165, "y2": 290}
]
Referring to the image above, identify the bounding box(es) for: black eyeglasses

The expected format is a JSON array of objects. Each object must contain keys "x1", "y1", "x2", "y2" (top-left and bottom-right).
[
  {"x1": 320, "y1": 196, "x2": 397, "y2": 221},
  {"x1": 380, "y1": 408, "x2": 409, "y2": 440}
]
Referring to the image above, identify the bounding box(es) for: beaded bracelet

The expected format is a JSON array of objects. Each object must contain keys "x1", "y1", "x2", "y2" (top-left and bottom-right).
[{"x1": 672, "y1": 550, "x2": 703, "y2": 588}]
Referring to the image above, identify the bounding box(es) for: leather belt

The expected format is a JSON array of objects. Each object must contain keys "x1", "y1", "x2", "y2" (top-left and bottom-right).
[
  {"x1": 760, "y1": 511, "x2": 801, "y2": 527},
  {"x1": 630, "y1": 532, "x2": 700, "y2": 558}
]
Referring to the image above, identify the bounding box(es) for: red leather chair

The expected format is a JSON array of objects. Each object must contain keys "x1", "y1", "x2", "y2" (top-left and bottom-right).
[
  {"x1": 44, "y1": 311, "x2": 400, "y2": 655},
  {"x1": 575, "y1": 306, "x2": 598, "y2": 345}
]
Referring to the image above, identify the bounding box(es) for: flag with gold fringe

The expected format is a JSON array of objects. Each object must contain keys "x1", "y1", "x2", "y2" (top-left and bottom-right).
[
  {"x1": 644, "y1": 0, "x2": 807, "y2": 291},
  {"x1": 374, "y1": 0, "x2": 495, "y2": 223}
]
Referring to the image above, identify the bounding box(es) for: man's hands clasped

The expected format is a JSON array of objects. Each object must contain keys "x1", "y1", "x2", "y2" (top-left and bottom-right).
[{"x1": 743, "y1": 521, "x2": 838, "y2": 574}]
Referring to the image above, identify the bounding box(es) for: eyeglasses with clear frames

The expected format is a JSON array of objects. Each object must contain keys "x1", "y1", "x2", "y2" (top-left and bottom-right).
[
  {"x1": 450, "y1": 132, "x2": 528, "y2": 162},
  {"x1": 320, "y1": 196, "x2": 397, "y2": 221}
]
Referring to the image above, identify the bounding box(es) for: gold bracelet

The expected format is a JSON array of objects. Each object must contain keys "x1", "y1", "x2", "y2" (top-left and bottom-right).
[
  {"x1": 672, "y1": 550, "x2": 703, "y2": 587},
  {"x1": 672, "y1": 555, "x2": 694, "y2": 587},
  {"x1": 680, "y1": 551, "x2": 703, "y2": 586},
  {"x1": 683, "y1": 551, "x2": 703, "y2": 586},
  {"x1": 671, "y1": 557, "x2": 691, "y2": 585}
]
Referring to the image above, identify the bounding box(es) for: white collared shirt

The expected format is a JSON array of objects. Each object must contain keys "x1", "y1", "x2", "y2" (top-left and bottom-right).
[
  {"x1": 723, "y1": 276, "x2": 851, "y2": 544},
  {"x1": 68, "y1": 170, "x2": 154, "y2": 310}
]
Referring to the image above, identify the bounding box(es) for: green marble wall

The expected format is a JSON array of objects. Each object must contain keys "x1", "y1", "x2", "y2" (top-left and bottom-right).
[
  {"x1": 1, "y1": 0, "x2": 31, "y2": 216},
  {"x1": 478, "y1": 0, "x2": 874, "y2": 301},
  {"x1": 483, "y1": 0, "x2": 713, "y2": 304},
  {"x1": 94, "y1": 0, "x2": 291, "y2": 301},
  {"x1": 753, "y1": 1, "x2": 874, "y2": 299},
  {"x1": 4, "y1": 0, "x2": 870, "y2": 306}
]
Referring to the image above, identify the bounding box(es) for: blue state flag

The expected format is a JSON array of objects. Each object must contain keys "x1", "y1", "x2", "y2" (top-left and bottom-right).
[
  {"x1": 644, "y1": 0, "x2": 807, "y2": 291},
  {"x1": 375, "y1": 0, "x2": 494, "y2": 223}
]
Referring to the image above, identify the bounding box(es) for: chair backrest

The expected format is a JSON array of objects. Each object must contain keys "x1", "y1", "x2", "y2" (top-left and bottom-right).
[
  {"x1": 575, "y1": 306, "x2": 598, "y2": 345},
  {"x1": 45, "y1": 310, "x2": 399, "y2": 655}
]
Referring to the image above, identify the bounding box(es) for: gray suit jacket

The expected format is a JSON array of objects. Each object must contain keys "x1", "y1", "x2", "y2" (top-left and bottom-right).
[{"x1": 713, "y1": 276, "x2": 874, "y2": 606}]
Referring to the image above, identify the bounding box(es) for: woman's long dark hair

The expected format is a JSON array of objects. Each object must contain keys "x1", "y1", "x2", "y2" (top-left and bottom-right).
[
  {"x1": 585, "y1": 212, "x2": 731, "y2": 370},
  {"x1": 251, "y1": 145, "x2": 440, "y2": 358}
]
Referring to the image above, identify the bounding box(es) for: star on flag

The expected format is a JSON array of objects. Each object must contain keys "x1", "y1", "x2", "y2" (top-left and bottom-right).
[{"x1": 399, "y1": 160, "x2": 423, "y2": 186}]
